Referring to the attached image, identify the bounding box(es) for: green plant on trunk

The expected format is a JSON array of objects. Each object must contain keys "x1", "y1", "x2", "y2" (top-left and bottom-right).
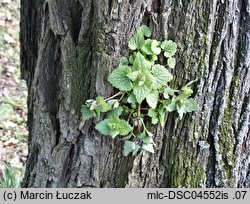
[{"x1": 81, "y1": 25, "x2": 199, "y2": 156}]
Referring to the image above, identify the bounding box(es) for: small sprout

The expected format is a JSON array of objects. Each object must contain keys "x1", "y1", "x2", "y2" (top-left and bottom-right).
[{"x1": 181, "y1": 86, "x2": 193, "y2": 95}]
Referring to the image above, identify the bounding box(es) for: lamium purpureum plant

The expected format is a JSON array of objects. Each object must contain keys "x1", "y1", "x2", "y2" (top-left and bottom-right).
[{"x1": 81, "y1": 25, "x2": 199, "y2": 156}]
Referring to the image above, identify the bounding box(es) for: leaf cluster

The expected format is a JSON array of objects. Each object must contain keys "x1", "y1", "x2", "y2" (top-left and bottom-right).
[{"x1": 81, "y1": 25, "x2": 199, "y2": 156}]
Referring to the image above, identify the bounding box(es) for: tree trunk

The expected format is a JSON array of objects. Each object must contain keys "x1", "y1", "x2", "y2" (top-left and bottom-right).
[{"x1": 20, "y1": 0, "x2": 250, "y2": 188}]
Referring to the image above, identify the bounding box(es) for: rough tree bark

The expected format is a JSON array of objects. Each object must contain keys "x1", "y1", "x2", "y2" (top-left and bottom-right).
[{"x1": 20, "y1": 0, "x2": 250, "y2": 187}]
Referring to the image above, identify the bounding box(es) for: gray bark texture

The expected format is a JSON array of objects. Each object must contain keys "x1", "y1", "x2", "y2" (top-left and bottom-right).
[{"x1": 20, "y1": 0, "x2": 250, "y2": 187}]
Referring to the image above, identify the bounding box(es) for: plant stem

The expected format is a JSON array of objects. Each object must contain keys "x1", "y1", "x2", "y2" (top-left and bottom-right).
[
  {"x1": 104, "y1": 92, "x2": 123, "y2": 101},
  {"x1": 118, "y1": 92, "x2": 125, "y2": 102},
  {"x1": 127, "y1": 111, "x2": 133, "y2": 122},
  {"x1": 137, "y1": 103, "x2": 141, "y2": 133}
]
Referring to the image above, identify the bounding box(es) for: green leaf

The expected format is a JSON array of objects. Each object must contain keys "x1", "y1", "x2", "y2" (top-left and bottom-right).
[
  {"x1": 128, "y1": 33, "x2": 144, "y2": 50},
  {"x1": 141, "y1": 39, "x2": 153, "y2": 55},
  {"x1": 123, "y1": 141, "x2": 136, "y2": 156},
  {"x1": 132, "y1": 145, "x2": 141, "y2": 156},
  {"x1": 129, "y1": 52, "x2": 136, "y2": 64},
  {"x1": 138, "y1": 132, "x2": 154, "y2": 144},
  {"x1": 127, "y1": 93, "x2": 137, "y2": 105},
  {"x1": 94, "y1": 107, "x2": 101, "y2": 120},
  {"x1": 97, "y1": 117, "x2": 132, "y2": 138},
  {"x1": 146, "y1": 90, "x2": 159, "y2": 109},
  {"x1": 158, "y1": 105, "x2": 166, "y2": 127},
  {"x1": 133, "y1": 84, "x2": 150, "y2": 103},
  {"x1": 176, "y1": 95, "x2": 199, "y2": 119},
  {"x1": 107, "y1": 117, "x2": 120, "y2": 128},
  {"x1": 165, "y1": 98, "x2": 177, "y2": 112},
  {"x1": 176, "y1": 98, "x2": 199, "y2": 119},
  {"x1": 118, "y1": 120, "x2": 133, "y2": 136},
  {"x1": 181, "y1": 86, "x2": 193, "y2": 95},
  {"x1": 151, "y1": 64, "x2": 173, "y2": 89},
  {"x1": 140, "y1": 39, "x2": 160, "y2": 56},
  {"x1": 148, "y1": 108, "x2": 158, "y2": 124},
  {"x1": 150, "y1": 54, "x2": 158, "y2": 62},
  {"x1": 138, "y1": 75, "x2": 146, "y2": 86},
  {"x1": 163, "y1": 87, "x2": 175, "y2": 99},
  {"x1": 126, "y1": 71, "x2": 139, "y2": 81},
  {"x1": 185, "y1": 98, "x2": 199, "y2": 112},
  {"x1": 133, "y1": 52, "x2": 151, "y2": 71},
  {"x1": 177, "y1": 104, "x2": 186, "y2": 119},
  {"x1": 161, "y1": 40, "x2": 177, "y2": 58},
  {"x1": 151, "y1": 40, "x2": 161, "y2": 55},
  {"x1": 89, "y1": 101, "x2": 98, "y2": 110},
  {"x1": 113, "y1": 101, "x2": 119, "y2": 108},
  {"x1": 81, "y1": 105, "x2": 95, "y2": 120},
  {"x1": 167, "y1": 57, "x2": 176, "y2": 69},
  {"x1": 96, "y1": 96, "x2": 111, "y2": 112},
  {"x1": 145, "y1": 129, "x2": 154, "y2": 137},
  {"x1": 142, "y1": 143, "x2": 154, "y2": 153},
  {"x1": 108, "y1": 66, "x2": 133, "y2": 91},
  {"x1": 95, "y1": 119, "x2": 110, "y2": 136},
  {"x1": 144, "y1": 71, "x2": 154, "y2": 85},
  {"x1": 119, "y1": 57, "x2": 129, "y2": 66},
  {"x1": 138, "y1": 25, "x2": 152, "y2": 37},
  {"x1": 107, "y1": 107, "x2": 123, "y2": 118},
  {"x1": 109, "y1": 129, "x2": 120, "y2": 138},
  {"x1": 96, "y1": 118, "x2": 118, "y2": 138}
]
